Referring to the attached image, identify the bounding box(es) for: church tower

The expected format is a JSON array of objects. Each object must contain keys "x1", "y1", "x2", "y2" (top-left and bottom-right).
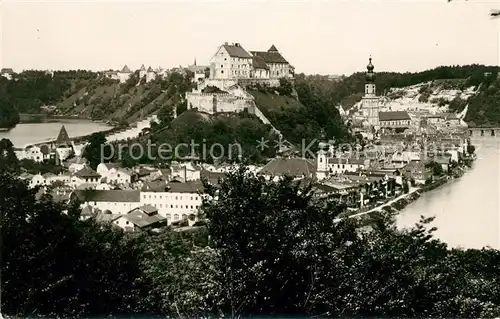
[
  {"x1": 361, "y1": 56, "x2": 380, "y2": 128},
  {"x1": 365, "y1": 57, "x2": 376, "y2": 96}
]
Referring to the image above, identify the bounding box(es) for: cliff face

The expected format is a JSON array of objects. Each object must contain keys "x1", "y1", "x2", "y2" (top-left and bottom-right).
[{"x1": 350, "y1": 80, "x2": 476, "y2": 114}]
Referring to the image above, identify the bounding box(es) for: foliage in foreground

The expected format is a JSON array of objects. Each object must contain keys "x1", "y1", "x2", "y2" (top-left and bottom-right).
[{"x1": 1, "y1": 168, "x2": 500, "y2": 318}]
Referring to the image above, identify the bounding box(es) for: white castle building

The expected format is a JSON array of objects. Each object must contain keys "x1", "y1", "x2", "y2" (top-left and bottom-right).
[
  {"x1": 185, "y1": 42, "x2": 295, "y2": 116},
  {"x1": 209, "y1": 42, "x2": 294, "y2": 81}
]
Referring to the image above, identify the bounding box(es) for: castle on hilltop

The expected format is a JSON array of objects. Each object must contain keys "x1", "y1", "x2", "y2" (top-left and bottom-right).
[
  {"x1": 209, "y1": 42, "x2": 294, "y2": 81},
  {"x1": 185, "y1": 42, "x2": 295, "y2": 116}
]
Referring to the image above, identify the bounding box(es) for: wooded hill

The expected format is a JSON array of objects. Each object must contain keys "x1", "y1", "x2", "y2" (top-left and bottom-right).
[{"x1": 1, "y1": 64, "x2": 499, "y2": 130}]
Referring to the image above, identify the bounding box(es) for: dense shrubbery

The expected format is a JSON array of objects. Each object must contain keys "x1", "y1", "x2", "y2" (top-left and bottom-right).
[{"x1": 2, "y1": 168, "x2": 500, "y2": 318}]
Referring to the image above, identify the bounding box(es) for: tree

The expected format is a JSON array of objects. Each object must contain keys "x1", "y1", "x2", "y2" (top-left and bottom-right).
[
  {"x1": 201, "y1": 167, "x2": 360, "y2": 315},
  {"x1": 0, "y1": 171, "x2": 142, "y2": 317},
  {"x1": 0, "y1": 138, "x2": 20, "y2": 173},
  {"x1": 467, "y1": 143, "x2": 476, "y2": 155},
  {"x1": 82, "y1": 132, "x2": 109, "y2": 170}
]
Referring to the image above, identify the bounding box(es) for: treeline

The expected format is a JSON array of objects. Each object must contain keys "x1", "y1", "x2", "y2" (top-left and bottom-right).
[
  {"x1": 2, "y1": 168, "x2": 500, "y2": 318},
  {"x1": 0, "y1": 70, "x2": 96, "y2": 114}
]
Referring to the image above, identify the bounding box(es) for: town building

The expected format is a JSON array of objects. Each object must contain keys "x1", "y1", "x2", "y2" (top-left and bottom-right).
[
  {"x1": 140, "y1": 180, "x2": 204, "y2": 224},
  {"x1": 112, "y1": 205, "x2": 167, "y2": 232},
  {"x1": 71, "y1": 167, "x2": 101, "y2": 188},
  {"x1": 97, "y1": 163, "x2": 136, "y2": 185},
  {"x1": 1, "y1": 68, "x2": 14, "y2": 80},
  {"x1": 316, "y1": 149, "x2": 369, "y2": 179},
  {"x1": 378, "y1": 111, "x2": 412, "y2": 131},
  {"x1": 118, "y1": 65, "x2": 132, "y2": 83},
  {"x1": 259, "y1": 157, "x2": 316, "y2": 181},
  {"x1": 71, "y1": 190, "x2": 141, "y2": 215}
]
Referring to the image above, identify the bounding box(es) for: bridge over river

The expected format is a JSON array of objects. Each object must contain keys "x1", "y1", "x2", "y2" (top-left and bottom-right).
[{"x1": 468, "y1": 127, "x2": 500, "y2": 137}]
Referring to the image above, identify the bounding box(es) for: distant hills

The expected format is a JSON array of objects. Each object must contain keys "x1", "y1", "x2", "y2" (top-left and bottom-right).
[{"x1": 0, "y1": 64, "x2": 499, "y2": 131}]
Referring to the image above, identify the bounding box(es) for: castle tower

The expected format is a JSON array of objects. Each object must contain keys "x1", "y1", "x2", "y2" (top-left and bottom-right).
[{"x1": 361, "y1": 56, "x2": 380, "y2": 128}]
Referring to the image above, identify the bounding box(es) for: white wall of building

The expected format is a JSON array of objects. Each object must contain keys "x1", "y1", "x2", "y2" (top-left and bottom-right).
[
  {"x1": 140, "y1": 191, "x2": 204, "y2": 223},
  {"x1": 80, "y1": 201, "x2": 140, "y2": 215},
  {"x1": 210, "y1": 46, "x2": 252, "y2": 80}
]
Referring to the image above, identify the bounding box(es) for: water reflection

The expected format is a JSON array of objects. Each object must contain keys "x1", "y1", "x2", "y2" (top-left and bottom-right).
[{"x1": 397, "y1": 137, "x2": 500, "y2": 249}]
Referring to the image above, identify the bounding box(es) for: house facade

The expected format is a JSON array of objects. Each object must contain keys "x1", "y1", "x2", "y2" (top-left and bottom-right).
[
  {"x1": 71, "y1": 167, "x2": 101, "y2": 188},
  {"x1": 97, "y1": 163, "x2": 135, "y2": 185},
  {"x1": 140, "y1": 181, "x2": 204, "y2": 224}
]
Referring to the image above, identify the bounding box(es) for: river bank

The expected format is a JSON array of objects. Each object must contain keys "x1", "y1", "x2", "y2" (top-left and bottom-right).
[{"x1": 340, "y1": 159, "x2": 475, "y2": 225}]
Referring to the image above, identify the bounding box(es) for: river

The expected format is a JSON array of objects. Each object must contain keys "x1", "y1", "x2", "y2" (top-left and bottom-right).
[
  {"x1": 0, "y1": 120, "x2": 112, "y2": 148},
  {"x1": 397, "y1": 137, "x2": 500, "y2": 250}
]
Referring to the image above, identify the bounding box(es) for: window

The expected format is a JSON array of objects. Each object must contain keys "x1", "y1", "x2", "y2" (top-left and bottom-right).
[
  {"x1": 175, "y1": 205, "x2": 178, "y2": 208},
  {"x1": 221, "y1": 70, "x2": 224, "y2": 74},
  {"x1": 126, "y1": 221, "x2": 129, "y2": 225},
  {"x1": 175, "y1": 196, "x2": 178, "y2": 200},
  {"x1": 220, "y1": 65, "x2": 223, "y2": 68},
  {"x1": 171, "y1": 205, "x2": 173, "y2": 208}
]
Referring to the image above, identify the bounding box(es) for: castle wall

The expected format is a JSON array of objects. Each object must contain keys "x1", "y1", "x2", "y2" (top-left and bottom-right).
[
  {"x1": 237, "y1": 78, "x2": 280, "y2": 88},
  {"x1": 186, "y1": 92, "x2": 253, "y2": 114},
  {"x1": 216, "y1": 94, "x2": 253, "y2": 113},
  {"x1": 186, "y1": 93, "x2": 215, "y2": 114}
]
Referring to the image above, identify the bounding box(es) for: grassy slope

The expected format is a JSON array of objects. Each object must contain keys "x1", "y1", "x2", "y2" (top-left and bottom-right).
[{"x1": 248, "y1": 90, "x2": 304, "y2": 113}]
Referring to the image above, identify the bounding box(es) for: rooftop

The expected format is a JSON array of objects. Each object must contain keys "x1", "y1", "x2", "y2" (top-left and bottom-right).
[
  {"x1": 260, "y1": 157, "x2": 316, "y2": 177},
  {"x1": 379, "y1": 111, "x2": 411, "y2": 121},
  {"x1": 222, "y1": 43, "x2": 252, "y2": 59},
  {"x1": 74, "y1": 167, "x2": 101, "y2": 178},
  {"x1": 73, "y1": 190, "x2": 141, "y2": 203},
  {"x1": 122, "y1": 206, "x2": 165, "y2": 229}
]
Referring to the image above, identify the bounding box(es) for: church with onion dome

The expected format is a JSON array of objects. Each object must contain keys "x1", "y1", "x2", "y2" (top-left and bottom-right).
[{"x1": 361, "y1": 56, "x2": 383, "y2": 129}]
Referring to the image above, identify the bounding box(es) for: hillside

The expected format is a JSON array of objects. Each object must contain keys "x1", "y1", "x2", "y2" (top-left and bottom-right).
[
  {"x1": 297, "y1": 65, "x2": 500, "y2": 127},
  {"x1": 0, "y1": 70, "x2": 194, "y2": 126},
  {"x1": 115, "y1": 110, "x2": 279, "y2": 165}
]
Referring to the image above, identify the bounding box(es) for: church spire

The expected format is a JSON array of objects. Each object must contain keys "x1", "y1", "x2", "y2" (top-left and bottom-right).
[
  {"x1": 194, "y1": 58, "x2": 197, "y2": 66},
  {"x1": 366, "y1": 56, "x2": 375, "y2": 82}
]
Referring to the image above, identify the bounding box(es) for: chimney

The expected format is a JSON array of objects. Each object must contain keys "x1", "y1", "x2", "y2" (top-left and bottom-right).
[
  {"x1": 235, "y1": 43, "x2": 240, "y2": 47},
  {"x1": 224, "y1": 42, "x2": 228, "y2": 45}
]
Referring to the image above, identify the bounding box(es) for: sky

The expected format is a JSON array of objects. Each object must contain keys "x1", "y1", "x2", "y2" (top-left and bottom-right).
[{"x1": 1, "y1": 0, "x2": 499, "y2": 75}]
